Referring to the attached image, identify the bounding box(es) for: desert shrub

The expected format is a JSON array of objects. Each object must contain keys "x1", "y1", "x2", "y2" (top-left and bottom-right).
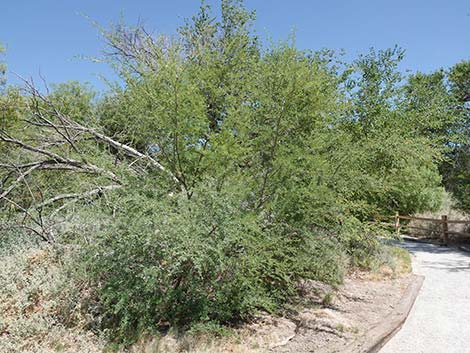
[
  {"x1": 0, "y1": 234, "x2": 104, "y2": 353},
  {"x1": 79, "y1": 182, "x2": 346, "y2": 343},
  {"x1": 0, "y1": 0, "x2": 459, "y2": 348},
  {"x1": 382, "y1": 246, "x2": 412, "y2": 274}
]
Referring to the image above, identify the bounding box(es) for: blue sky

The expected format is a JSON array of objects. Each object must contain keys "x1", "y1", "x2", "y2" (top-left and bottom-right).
[{"x1": 1, "y1": 0, "x2": 469, "y2": 92}]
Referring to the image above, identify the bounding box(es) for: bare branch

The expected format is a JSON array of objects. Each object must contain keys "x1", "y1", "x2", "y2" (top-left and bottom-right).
[
  {"x1": 17, "y1": 80, "x2": 179, "y2": 185},
  {"x1": 0, "y1": 134, "x2": 119, "y2": 182},
  {"x1": 103, "y1": 23, "x2": 160, "y2": 73},
  {"x1": 0, "y1": 164, "x2": 40, "y2": 200},
  {"x1": 78, "y1": 126, "x2": 180, "y2": 183},
  {"x1": 0, "y1": 196, "x2": 51, "y2": 241},
  {"x1": 37, "y1": 184, "x2": 121, "y2": 211},
  {"x1": 0, "y1": 223, "x2": 49, "y2": 242}
]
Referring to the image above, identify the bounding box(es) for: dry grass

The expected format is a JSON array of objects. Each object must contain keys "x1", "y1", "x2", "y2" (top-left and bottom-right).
[
  {"x1": 0, "y1": 243, "x2": 104, "y2": 353},
  {"x1": 348, "y1": 245, "x2": 412, "y2": 282},
  {"x1": 408, "y1": 193, "x2": 470, "y2": 241},
  {"x1": 127, "y1": 316, "x2": 296, "y2": 353}
]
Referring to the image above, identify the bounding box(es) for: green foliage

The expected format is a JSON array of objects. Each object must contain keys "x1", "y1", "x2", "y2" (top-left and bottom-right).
[
  {"x1": 1, "y1": 0, "x2": 467, "y2": 347},
  {"x1": 0, "y1": 44, "x2": 22, "y2": 136},
  {"x1": 442, "y1": 61, "x2": 470, "y2": 210},
  {"x1": 76, "y1": 11, "x2": 446, "y2": 340},
  {"x1": 77, "y1": 7, "x2": 456, "y2": 339},
  {"x1": 0, "y1": 87, "x2": 24, "y2": 136},
  {"x1": 81, "y1": 182, "x2": 345, "y2": 343},
  {"x1": 48, "y1": 81, "x2": 96, "y2": 124},
  {"x1": 449, "y1": 61, "x2": 470, "y2": 103},
  {"x1": 338, "y1": 47, "x2": 446, "y2": 216},
  {"x1": 0, "y1": 43, "x2": 6, "y2": 89},
  {"x1": 442, "y1": 147, "x2": 470, "y2": 210}
]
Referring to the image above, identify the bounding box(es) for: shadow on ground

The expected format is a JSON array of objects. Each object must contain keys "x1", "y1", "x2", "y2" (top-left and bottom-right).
[{"x1": 400, "y1": 241, "x2": 470, "y2": 273}]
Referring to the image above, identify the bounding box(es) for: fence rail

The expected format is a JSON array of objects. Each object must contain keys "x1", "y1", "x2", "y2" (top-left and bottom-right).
[{"x1": 375, "y1": 212, "x2": 470, "y2": 245}]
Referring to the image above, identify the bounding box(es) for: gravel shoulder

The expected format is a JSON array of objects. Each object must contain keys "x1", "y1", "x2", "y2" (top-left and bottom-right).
[{"x1": 380, "y1": 241, "x2": 470, "y2": 353}]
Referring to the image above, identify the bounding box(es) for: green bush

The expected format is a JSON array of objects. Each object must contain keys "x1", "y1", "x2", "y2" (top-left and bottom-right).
[
  {"x1": 80, "y1": 183, "x2": 346, "y2": 343},
  {"x1": 1, "y1": 0, "x2": 460, "y2": 348}
]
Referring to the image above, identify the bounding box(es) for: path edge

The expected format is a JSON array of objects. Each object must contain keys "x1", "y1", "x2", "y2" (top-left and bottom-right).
[{"x1": 338, "y1": 273, "x2": 424, "y2": 353}]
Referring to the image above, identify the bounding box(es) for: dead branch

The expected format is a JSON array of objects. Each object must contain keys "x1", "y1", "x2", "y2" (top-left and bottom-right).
[
  {"x1": 16, "y1": 79, "x2": 180, "y2": 185},
  {"x1": 0, "y1": 134, "x2": 119, "y2": 182},
  {"x1": 75, "y1": 126, "x2": 181, "y2": 183},
  {"x1": 35, "y1": 184, "x2": 122, "y2": 210},
  {"x1": 0, "y1": 164, "x2": 40, "y2": 200},
  {"x1": 0, "y1": 223, "x2": 50, "y2": 242},
  {"x1": 0, "y1": 195, "x2": 51, "y2": 242},
  {"x1": 0, "y1": 75, "x2": 182, "y2": 242},
  {"x1": 102, "y1": 23, "x2": 160, "y2": 73}
]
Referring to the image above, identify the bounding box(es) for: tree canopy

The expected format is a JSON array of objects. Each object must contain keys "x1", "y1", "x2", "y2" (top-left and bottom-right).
[{"x1": 0, "y1": 0, "x2": 468, "y2": 344}]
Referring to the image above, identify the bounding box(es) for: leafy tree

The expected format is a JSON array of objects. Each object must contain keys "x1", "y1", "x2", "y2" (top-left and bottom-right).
[
  {"x1": 0, "y1": 44, "x2": 23, "y2": 148},
  {"x1": 407, "y1": 61, "x2": 470, "y2": 211},
  {"x1": 0, "y1": 42, "x2": 6, "y2": 90},
  {"x1": 48, "y1": 81, "x2": 96, "y2": 123},
  {"x1": 0, "y1": 0, "x2": 461, "y2": 344},
  {"x1": 440, "y1": 61, "x2": 470, "y2": 210},
  {"x1": 334, "y1": 48, "x2": 445, "y2": 216},
  {"x1": 449, "y1": 61, "x2": 470, "y2": 103}
]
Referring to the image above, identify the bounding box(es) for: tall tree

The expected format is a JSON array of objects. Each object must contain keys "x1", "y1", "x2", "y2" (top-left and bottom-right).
[
  {"x1": 441, "y1": 61, "x2": 470, "y2": 210},
  {"x1": 0, "y1": 43, "x2": 6, "y2": 90}
]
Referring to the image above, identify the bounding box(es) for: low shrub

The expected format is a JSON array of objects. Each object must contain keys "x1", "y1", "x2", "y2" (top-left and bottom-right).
[
  {"x1": 0, "y1": 235, "x2": 104, "y2": 353},
  {"x1": 79, "y1": 184, "x2": 347, "y2": 344}
]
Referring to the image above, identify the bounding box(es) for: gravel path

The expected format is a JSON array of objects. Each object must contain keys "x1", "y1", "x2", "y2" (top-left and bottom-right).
[{"x1": 380, "y1": 241, "x2": 470, "y2": 353}]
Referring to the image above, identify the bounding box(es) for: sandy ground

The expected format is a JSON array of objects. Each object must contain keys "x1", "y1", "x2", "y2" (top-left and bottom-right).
[
  {"x1": 270, "y1": 272, "x2": 412, "y2": 353},
  {"x1": 380, "y1": 242, "x2": 470, "y2": 353}
]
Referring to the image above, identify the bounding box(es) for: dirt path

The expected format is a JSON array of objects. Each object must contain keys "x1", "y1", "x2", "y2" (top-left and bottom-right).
[
  {"x1": 268, "y1": 273, "x2": 413, "y2": 353},
  {"x1": 380, "y1": 241, "x2": 470, "y2": 353}
]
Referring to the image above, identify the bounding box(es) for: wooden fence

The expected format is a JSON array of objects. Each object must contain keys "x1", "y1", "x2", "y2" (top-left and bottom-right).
[{"x1": 375, "y1": 212, "x2": 470, "y2": 245}]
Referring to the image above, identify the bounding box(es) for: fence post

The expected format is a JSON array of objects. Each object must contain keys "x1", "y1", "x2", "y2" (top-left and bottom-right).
[
  {"x1": 395, "y1": 211, "x2": 400, "y2": 235},
  {"x1": 441, "y1": 215, "x2": 448, "y2": 246}
]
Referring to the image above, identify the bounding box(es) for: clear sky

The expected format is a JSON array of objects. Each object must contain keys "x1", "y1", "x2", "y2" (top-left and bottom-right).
[{"x1": 2, "y1": 0, "x2": 469, "y2": 92}]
